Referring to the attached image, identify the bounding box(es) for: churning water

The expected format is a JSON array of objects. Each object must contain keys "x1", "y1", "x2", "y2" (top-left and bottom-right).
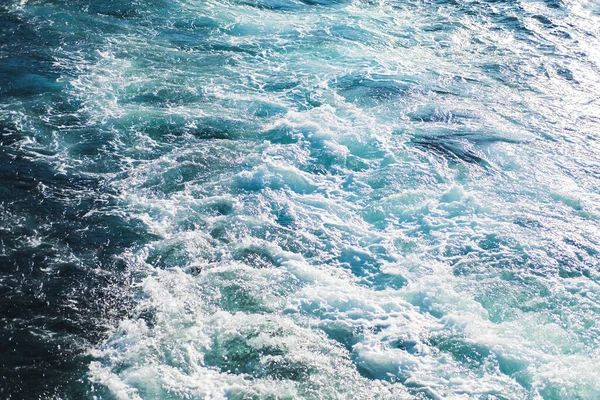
[{"x1": 1, "y1": 0, "x2": 600, "y2": 398}]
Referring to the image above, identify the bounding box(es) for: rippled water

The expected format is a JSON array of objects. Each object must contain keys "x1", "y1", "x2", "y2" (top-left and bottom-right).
[{"x1": 2, "y1": 0, "x2": 600, "y2": 398}]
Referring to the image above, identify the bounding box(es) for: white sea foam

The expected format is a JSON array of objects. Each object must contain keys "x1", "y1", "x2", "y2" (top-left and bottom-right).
[{"x1": 36, "y1": 0, "x2": 600, "y2": 397}]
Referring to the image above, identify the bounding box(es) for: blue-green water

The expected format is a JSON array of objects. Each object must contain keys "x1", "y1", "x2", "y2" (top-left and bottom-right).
[{"x1": 1, "y1": 0, "x2": 600, "y2": 398}]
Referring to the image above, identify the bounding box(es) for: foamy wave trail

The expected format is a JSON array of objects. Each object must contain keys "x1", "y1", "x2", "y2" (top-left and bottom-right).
[{"x1": 2, "y1": 0, "x2": 600, "y2": 398}]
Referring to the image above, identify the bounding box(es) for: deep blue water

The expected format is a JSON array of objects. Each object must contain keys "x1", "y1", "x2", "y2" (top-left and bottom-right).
[{"x1": 1, "y1": 0, "x2": 600, "y2": 398}]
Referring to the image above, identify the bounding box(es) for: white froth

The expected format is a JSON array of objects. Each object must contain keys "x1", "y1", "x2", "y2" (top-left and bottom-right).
[{"x1": 42, "y1": 0, "x2": 600, "y2": 397}]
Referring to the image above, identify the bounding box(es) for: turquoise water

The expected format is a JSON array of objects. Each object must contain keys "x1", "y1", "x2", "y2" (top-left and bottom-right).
[{"x1": 1, "y1": 0, "x2": 600, "y2": 398}]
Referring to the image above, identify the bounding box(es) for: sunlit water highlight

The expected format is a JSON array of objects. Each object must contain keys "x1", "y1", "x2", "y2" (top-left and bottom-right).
[{"x1": 1, "y1": 0, "x2": 600, "y2": 398}]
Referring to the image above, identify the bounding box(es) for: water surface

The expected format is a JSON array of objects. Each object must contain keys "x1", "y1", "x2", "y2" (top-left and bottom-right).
[{"x1": 1, "y1": 0, "x2": 600, "y2": 398}]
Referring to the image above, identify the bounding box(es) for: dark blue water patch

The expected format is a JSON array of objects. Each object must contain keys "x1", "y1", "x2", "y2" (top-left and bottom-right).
[
  {"x1": 136, "y1": 162, "x2": 210, "y2": 195},
  {"x1": 67, "y1": 131, "x2": 121, "y2": 159},
  {"x1": 274, "y1": 206, "x2": 296, "y2": 227},
  {"x1": 111, "y1": 115, "x2": 253, "y2": 146},
  {"x1": 155, "y1": 26, "x2": 261, "y2": 55},
  {"x1": 0, "y1": 63, "x2": 64, "y2": 98},
  {"x1": 408, "y1": 126, "x2": 522, "y2": 168},
  {"x1": 170, "y1": 16, "x2": 220, "y2": 31},
  {"x1": 406, "y1": 105, "x2": 481, "y2": 124},
  {"x1": 552, "y1": 62, "x2": 575, "y2": 81},
  {"x1": 192, "y1": 117, "x2": 253, "y2": 140},
  {"x1": 233, "y1": 245, "x2": 280, "y2": 269},
  {"x1": 33, "y1": 0, "x2": 175, "y2": 21},
  {"x1": 263, "y1": 121, "x2": 323, "y2": 146},
  {"x1": 156, "y1": 28, "x2": 214, "y2": 50},
  {"x1": 0, "y1": 117, "x2": 27, "y2": 147},
  {"x1": 532, "y1": 14, "x2": 555, "y2": 27},
  {"x1": 299, "y1": 0, "x2": 352, "y2": 6},
  {"x1": 263, "y1": 80, "x2": 301, "y2": 92},
  {"x1": 309, "y1": 24, "x2": 379, "y2": 46},
  {"x1": 240, "y1": 0, "x2": 306, "y2": 11},
  {"x1": 85, "y1": 0, "x2": 151, "y2": 19},
  {"x1": 333, "y1": 73, "x2": 414, "y2": 106},
  {"x1": 410, "y1": 136, "x2": 492, "y2": 168},
  {"x1": 0, "y1": 146, "x2": 156, "y2": 398},
  {"x1": 443, "y1": 0, "x2": 566, "y2": 52},
  {"x1": 0, "y1": 11, "x2": 65, "y2": 98},
  {"x1": 145, "y1": 239, "x2": 200, "y2": 269},
  {"x1": 319, "y1": 322, "x2": 363, "y2": 353},
  {"x1": 240, "y1": 0, "x2": 352, "y2": 10},
  {"x1": 542, "y1": 0, "x2": 565, "y2": 10},
  {"x1": 121, "y1": 83, "x2": 208, "y2": 108},
  {"x1": 0, "y1": 5, "x2": 163, "y2": 390},
  {"x1": 0, "y1": 8, "x2": 58, "y2": 49}
]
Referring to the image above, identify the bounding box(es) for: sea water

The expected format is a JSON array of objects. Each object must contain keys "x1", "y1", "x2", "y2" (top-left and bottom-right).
[{"x1": 1, "y1": 0, "x2": 600, "y2": 399}]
